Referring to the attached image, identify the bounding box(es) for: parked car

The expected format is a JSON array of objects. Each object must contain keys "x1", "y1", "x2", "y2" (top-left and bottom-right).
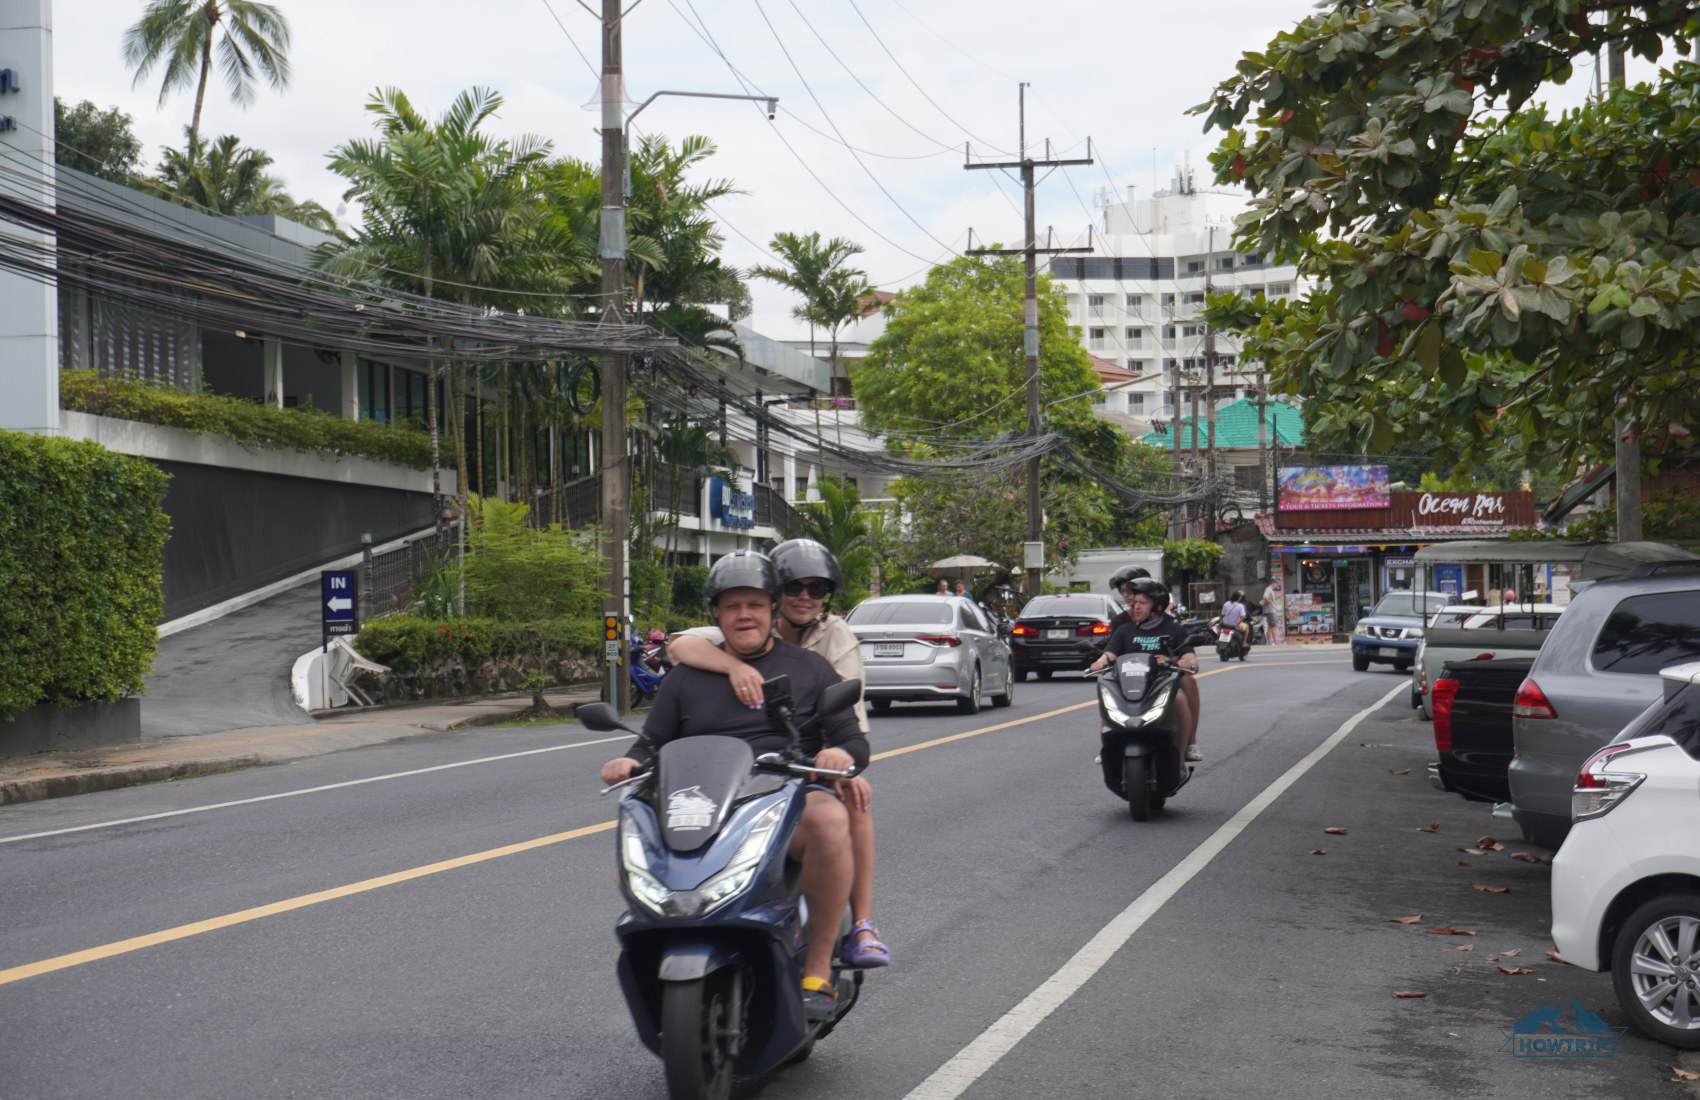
[
  {"x1": 1426, "y1": 655, "x2": 1534, "y2": 804},
  {"x1": 1008, "y1": 593, "x2": 1118, "y2": 681},
  {"x1": 1350, "y1": 590, "x2": 1451, "y2": 673},
  {"x1": 846, "y1": 595, "x2": 1014, "y2": 714},
  {"x1": 1509, "y1": 565, "x2": 1700, "y2": 849},
  {"x1": 1550, "y1": 660, "x2": 1700, "y2": 1049},
  {"x1": 1412, "y1": 603, "x2": 1565, "y2": 719}
]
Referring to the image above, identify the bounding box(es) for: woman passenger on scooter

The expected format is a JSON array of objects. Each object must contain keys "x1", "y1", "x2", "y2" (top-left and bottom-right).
[
  {"x1": 1090, "y1": 578, "x2": 1203, "y2": 761},
  {"x1": 665, "y1": 539, "x2": 891, "y2": 968},
  {"x1": 1106, "y1": 567, "x2": 1204, "y2": 757}
]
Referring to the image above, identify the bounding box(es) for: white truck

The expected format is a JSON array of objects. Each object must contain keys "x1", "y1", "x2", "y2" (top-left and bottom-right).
[{"x1": 1051, "y1": 547, "x2": 1165, "y2": 596}]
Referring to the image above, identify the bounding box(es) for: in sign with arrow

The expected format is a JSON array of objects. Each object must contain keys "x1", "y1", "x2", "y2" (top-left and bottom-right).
[{"x1": 321, "y1": 569, "x2": 360, "y2": 641}]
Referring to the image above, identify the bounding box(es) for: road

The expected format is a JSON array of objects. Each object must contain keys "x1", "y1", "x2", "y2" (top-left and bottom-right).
[{"x1": 1, "y1": 649, "x2": 1692, "y2": 1098}]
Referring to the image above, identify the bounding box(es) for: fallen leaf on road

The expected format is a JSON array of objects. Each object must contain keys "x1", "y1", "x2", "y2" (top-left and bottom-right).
[
  {"x1": 1497, "y1": 966, "x2": 1535, "y2": 975},
  {"x1": 1390, "y1": 768, "x2": 1411, "y2": 775},
  {"x1": 1501, "y1": 948, "x2": 1522, "y2": 957},
  {"x1": 1460, "y1": 848, "x2": 1486, "y2": 855},
  {"x1": 1324, "y1": 827, "x2": 1348, "y2": 835},
  {"x1": 1458, "y1": 860, "x2": 1472, "y2": 866},
  {"x1": 1667, "y1": 1066, "x2": 1700, "y2": 1082},
  {"x1": 1472, "y1": 884, "x2": 1510, "y2": 894},
  {"x1": 1426, "y1": 926, "x2": 1477, "y2": 936},
  {"x1": 1392, "y1": 991, "x2": 1428, "y2": 998},
  {"x1": 1418, "y1": 823, "x2": 1441, "y2": 832},
  {"x1": 1310, "y1": 849, "x2": 1327, "y2": 855},
  {"x1": 1456, "y1": 944, "x2": 1475, "y2": 951},
  {"x1": 1477, "y1": 836, "x2": 1505, "y2": 851},
  {"x1": 1510, "y1": 852, "x2": 1543, "y2": 863},
  {"x1": 1487, "y1": 956, "x2": 1499, "y2": 961},
  {"x1": 1386, "y1": 915, "x2": 1423, "y2": 924}
]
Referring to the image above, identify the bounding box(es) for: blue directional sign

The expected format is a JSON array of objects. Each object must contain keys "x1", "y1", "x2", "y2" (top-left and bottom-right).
[{"x1": 321, "y1": 569, "x2": 359, "y2": 639}]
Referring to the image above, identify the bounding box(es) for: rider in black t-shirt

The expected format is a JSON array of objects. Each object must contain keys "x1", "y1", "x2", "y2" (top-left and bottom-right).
[{"x1": 1089, "y1": 578, "x2": 1203, "y2": 761}]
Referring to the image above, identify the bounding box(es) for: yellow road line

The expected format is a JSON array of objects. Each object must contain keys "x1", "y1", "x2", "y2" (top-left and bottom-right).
[{"x1": 4, "y1": 663, "x2": 1264, "y2": 986}]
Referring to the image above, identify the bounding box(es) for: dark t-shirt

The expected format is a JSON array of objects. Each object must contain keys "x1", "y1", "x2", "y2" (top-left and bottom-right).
[
  {"x1": 628, "y1": 638, "x2": 869, "y2": 770},
  {"x1": 1103, "y1": 613, "x2": 1196, "y2": 660}
]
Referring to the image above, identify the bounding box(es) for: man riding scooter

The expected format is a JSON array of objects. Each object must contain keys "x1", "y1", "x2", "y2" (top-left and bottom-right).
[{"x1": 1090, "y1": 578, "x2": 1202, "y2": 761}]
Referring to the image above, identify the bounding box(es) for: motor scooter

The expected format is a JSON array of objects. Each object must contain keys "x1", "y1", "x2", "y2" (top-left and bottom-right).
[
  {"x1": 578, "y1": 675, "x2": 868, "y2": 1100},
  {"x1": 1089, "y1": 628, "x2": 1212, "y2": 820},
  {"x1": 1211, "y1": 616, "x2": 1249, "y2": 662},
  {"x1": 630, "y1": 633, "x2": 667, "y2": 700}
]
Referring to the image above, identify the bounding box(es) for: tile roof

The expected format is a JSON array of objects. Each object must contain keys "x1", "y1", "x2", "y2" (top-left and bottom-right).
[{"x1": 1142, "y1": 397, "x2": 1304, "y2": 450}]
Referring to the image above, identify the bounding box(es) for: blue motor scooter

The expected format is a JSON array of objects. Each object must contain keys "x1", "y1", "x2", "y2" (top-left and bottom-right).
[{"x1": 576, "y1": 675, "x2": 867, "y2": 1100}]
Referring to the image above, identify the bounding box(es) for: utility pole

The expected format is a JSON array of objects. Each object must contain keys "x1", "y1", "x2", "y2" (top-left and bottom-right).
[
  {"x1": 1255, "y1": 364, "x2": 1271, "y2": 515},
  {"x1": 598, "y1": 0, "x2": 630, "y2": 712},
  {"x1": 964, "y1": 83, "x2": 1092, "y2": 597},
  {"x1": 1605, "y1": 42, "x2": 1642, "y2": 541},
  {"x1": 1203, "y1": 224, "x2": 1219, "y2": 537}
]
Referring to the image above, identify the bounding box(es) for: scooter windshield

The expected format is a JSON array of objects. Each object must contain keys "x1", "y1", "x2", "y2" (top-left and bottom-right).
[
  {"x1": 1116, "y1": 653, "x2": 1153, "y2": 701},
  {"x1": 655, "y1": 736, "x2": 755, "y2": 853}
]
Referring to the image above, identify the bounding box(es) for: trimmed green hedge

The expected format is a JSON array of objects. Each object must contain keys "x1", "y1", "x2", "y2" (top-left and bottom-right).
[
  {"x1": 0, "y1": 430, "x2": 171, "y2": 720},
  {"x1": 354, "y1": 614, "x2": 704, "y2": 672},
  {"x1": 60, "y1": 370, "x2": 433, "y2": 470}
]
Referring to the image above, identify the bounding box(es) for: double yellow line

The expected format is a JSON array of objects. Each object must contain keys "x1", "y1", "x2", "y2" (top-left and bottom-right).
[{"x1": 1, "y1": 665, "x2": 1275, "y2": 987}]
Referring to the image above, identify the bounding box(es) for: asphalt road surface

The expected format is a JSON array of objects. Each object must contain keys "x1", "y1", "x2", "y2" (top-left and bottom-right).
[{"x1": 3, "y1": 649, "x2": 1695, "y2": 1099}]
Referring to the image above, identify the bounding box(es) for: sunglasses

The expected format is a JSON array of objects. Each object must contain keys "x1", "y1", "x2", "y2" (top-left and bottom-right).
[{"x1": 781, "y1": 580, "x2": 835, "y2": 599}]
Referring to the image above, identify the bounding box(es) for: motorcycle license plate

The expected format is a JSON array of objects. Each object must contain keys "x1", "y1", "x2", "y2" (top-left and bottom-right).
[
  {"x1": 1378, "y1": 647, "x2": 1400, "y2": 657},
  {"x1": 1045, "y1": 629, "x2": 1069, "y2": 639},
  {"x1": 873, "y1": 642, "x2": 904, "y2": 658},
  {"x1": 1116, "y1": 654, "x2": 1152, "y2": 678}
]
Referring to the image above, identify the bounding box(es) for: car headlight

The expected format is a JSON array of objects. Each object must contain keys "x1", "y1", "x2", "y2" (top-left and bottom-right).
[
  {"x1": 621, "y1": 799, "x2": 787, "y2": 919},
  {"x1": 1353, "y1": 622, "x2": 1373, "y2": 636},
  {"x1": 1403, "y1": 628, "x2": 1423, "y2": 639}
]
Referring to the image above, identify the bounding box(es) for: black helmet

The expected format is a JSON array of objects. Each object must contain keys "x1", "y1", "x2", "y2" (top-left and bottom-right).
[
  {"x1": 1108, "y1": 564, "x2": 1150, "y2": 594},
  {"x1": 769, "y1": 538, "x2": 842, "y2": 592},
  {"x1": 1125, "y1": 577, "x2": 1171, "y2": 615},
  {"x1": 705, "y1": 550, "x2": 779, "y2": 606}
]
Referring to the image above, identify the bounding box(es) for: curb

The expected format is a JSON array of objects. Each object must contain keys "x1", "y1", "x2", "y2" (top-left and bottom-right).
[{"x1": 0, "y1": 755, "x2": 266, "y2": 806}]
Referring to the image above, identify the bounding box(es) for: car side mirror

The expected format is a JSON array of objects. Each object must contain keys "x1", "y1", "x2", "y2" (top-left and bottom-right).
[
  {"x1": 575, "y1": 702, "x2": 639, "y2": 735},
  {"x1": 819, "y1": 678, "x2": 861, "y2": 718},
  {"x1": 1360, "y1": 605, "x2": 1372, "y2": 618}
]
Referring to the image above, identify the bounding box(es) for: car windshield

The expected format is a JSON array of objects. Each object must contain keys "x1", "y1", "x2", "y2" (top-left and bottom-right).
[
  {"x1": 845, "y1": 600, "x2": 953, "y2": 625},
  {"x1": 1374, "y1": 592, "x2": 1448, "y2": 617},
  {"x1": 1021, "y1": 596, "x2": 1109, "y2": 618}
]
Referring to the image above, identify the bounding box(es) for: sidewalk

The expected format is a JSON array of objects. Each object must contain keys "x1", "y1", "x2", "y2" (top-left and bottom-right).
[{"x1": 0, "y1": 687, "x2": 601, "y2": 806}]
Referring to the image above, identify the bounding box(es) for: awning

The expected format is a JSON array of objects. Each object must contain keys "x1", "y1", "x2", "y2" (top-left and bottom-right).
[{"x1": 1412, "y1": 539, "x2": 1697, "y2": 578}]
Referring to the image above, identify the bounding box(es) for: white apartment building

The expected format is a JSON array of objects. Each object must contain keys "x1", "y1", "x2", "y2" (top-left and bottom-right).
[{"x1": 1052, "y1": 165, "x2": 1310, "y2": 428}]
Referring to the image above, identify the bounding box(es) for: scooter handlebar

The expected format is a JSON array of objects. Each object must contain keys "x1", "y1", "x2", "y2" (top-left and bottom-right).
[
  {"x1": 754, "y1": 751, "x2": 855, "y2": 778},
  {"x1": 600, "y1": 769, "x2": 653, "y2": 796}
]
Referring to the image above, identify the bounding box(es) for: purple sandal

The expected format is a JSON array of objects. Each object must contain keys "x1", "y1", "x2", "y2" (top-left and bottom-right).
[{"x1": 840, "y1": 919, "x2": 891, "y2": 968}]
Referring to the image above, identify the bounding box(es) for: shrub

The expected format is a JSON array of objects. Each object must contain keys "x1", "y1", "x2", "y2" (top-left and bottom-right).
[
  {"x1": 0, "y1": 430, "x2": 171, "y2": 719},
  {"x1": 462, "y1": 496, "x2": 603, "y2": 621},
  {"x1": 671, "y1": 565, "x2": 710, "y2": 613},
  {"x1": 354, "y1": 616, "x2": 604, "y2": 672},
  {"x1": 59, "y1": 370, "x2": 433, "y2": 470}
]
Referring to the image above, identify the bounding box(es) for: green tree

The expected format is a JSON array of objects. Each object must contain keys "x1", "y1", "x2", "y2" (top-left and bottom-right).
[
  {"x1": 752, "y1": 231, "x2": 866, "y2": 362},
  {"x1": 153, "y1": 127, "x2": 333, "y2": 229},
  {"x1": 54, "y1": 99, "x2": 144, "y2": 183},
  {"x1": 122, "y1": 0, "x2": 291, "y2": 147},
  {"x1": 795, "y1": 474, "x2": 872, "y2": 592},
  {"x1": 1195, "y1": 1, "x2": 1700, "y2": 476}
]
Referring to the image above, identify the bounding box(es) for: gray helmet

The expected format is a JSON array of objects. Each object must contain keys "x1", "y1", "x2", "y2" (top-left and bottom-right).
[
  {"x1": 769, "y1": 538, "x2": 842, "y2": 593},
  {"x1": 1109, "y1": 564, "x2": 1150, "y2": 594},
  {"x1": 1125, "y1": 577, "x2": 1171, "y2": 615},
  {"x1": 705, "y1": 550, "x2": 779, "y2": 606}
]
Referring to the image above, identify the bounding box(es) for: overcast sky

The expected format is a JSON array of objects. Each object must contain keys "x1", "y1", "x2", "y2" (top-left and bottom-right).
[{"x1": 55, "y1": 1, "x2": 1633, "y2": 337}]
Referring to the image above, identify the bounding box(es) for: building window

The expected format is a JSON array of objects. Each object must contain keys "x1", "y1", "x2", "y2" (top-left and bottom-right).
[
  {"x1": 1125, "y1": 294, "x2": 1142, "y2": 309},
  {"x1": 1089, "y1": 327, "x2": 1107, "y2": 351},
  {"x1": 1182, "y1": 324, "x2": 1204, "y2": 338},
  {"x1": 1243, "y1": 252, "x2": 1264, "y2": 266},
  {"x1": 1088, "y1": 294, "x2": 1107, "y2": 309},
  {"x1": 1163, "y1": 358, "x2": 1177, "y2": 372},
  {"x1": 1163, "y1": 392, "x2": 1174, "y2": 409},
  {"x1": 1125, "y1": 326, "x2": 1143, "y2": 342},
  {"x1": 1161, "y1": 293, "x2": 1176, "y2": 307},
  {"x1": 357, "y1": 358, "x2": 390, "y2": 422},
  {"x1": 1217, "y1": 257, "x2": 1235, "y2": 270},
  {"x1": 1162, "y1": 325, "x2": 1176, "y2": 340},
  {"x1": 1183, "y1": 292, "x2": 1206, "y2": 305},
  {"x1": 1065, "y1": 295, "x2": 1080, "y2": 312},
  {"x1": 1130, "y1": 393, "x2": 1147, "y2": 414},
  {"x1": 1186, "y1": 260, "x2": 1203, "y2": 273},
  {"x1": 1269, "y1": 282, "x2": 1292, "y2": 298}
]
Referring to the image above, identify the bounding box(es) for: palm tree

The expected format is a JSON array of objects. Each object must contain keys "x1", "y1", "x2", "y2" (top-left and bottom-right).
[
  {"x1": 751, "y1": 231, "x2": 866, "y2": 361},
  {"x1": 153, "y1": 127, "x2": 334, "y2": 229},
  {"x1": 796, "y1": 474, "x2": 870, "y2": 579},
  {"x1": 122, "y1": 0, "x2": 291, "y2": 148},
  {"x1": 816, "y1": 268, "x2": 877, "y2": 391}
]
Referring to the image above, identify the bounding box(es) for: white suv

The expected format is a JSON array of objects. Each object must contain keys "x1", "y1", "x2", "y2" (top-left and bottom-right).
[{"x1": 1550, "y1": 660, "x2": 1700, "y2": 1048}]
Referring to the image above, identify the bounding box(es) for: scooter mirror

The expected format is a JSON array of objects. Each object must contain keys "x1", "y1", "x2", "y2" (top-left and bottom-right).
[
  {"x1": 819, "y1": 677, "x2": 862, "y2": 718},
  {"x1": 575, "y1": 701, "x2": 639, "y2": 735}
]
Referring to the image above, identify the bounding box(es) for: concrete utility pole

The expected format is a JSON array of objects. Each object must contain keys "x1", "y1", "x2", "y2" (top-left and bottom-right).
[
  {"x1": 965, "y1": 84, "x2": 1092, "y2": 597},
  {"x1": 1203, "y1": 224, "x2": 1219, "y2": 537},
  {"x1": 1605, "y1": 42, "x2": 1643, "y2": 541},
  {"x1": 598, "y1": 0, "x2": 630, "y2": 712},
  {"x1": 1255, "y1": 364, "x2": 1271, "y2": 515}
]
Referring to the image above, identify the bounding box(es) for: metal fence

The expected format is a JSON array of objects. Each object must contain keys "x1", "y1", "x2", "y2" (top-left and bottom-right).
[
  {"x1": 755, "y1": 483, "x2": 803, "y2": 537},
  {"x1": 363, "y1": 528, "x2": 456, "y2": 617}
]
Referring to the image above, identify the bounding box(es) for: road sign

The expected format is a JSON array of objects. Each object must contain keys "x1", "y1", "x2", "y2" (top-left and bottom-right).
[
  {"x1": 321, "y1": 570, "x2": 359, "y2": 639},
  {"x1": 604, "y1": 615, "x2": 622, "y2": 665}
]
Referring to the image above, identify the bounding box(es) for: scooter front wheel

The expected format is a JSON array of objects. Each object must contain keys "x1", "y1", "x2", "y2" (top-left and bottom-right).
[
  {"x1": 661, "y1": 973, "x2": 737, "y2": 1100},
  {"x1": 1123, "y1": 755, "x2": 1152, "y2": 821}
]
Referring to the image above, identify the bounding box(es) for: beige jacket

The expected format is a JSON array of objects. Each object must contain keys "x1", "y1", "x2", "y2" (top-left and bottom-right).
[{"x1": 677, "y1": 614, "x2": 869, "y2": 733}]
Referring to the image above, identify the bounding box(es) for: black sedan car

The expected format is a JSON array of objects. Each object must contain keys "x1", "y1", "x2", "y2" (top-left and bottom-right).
[{"x1": 1009, "y1": 593, "x2": 1119, "y2": 680}]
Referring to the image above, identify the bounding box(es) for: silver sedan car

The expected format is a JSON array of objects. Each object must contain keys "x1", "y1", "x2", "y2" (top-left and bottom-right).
[{"x1": 845, "y1": 595, "x2": 1014, "y2": 714}]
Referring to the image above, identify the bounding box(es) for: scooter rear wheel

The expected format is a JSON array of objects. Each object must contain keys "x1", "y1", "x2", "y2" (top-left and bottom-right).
[
  {"x1": 1123, "y1": 756, "x2": 1152, "y2": 821},
  {"x1": 661, "y1": 972, "x2": 737, "y2": 1100}
]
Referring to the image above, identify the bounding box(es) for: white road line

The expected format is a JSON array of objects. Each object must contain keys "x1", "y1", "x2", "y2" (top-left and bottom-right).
[
  {"x1": 904, "y1": 682, "x2": 1406, "y2": 1100},
  {"x1": 0, "y1": 735, "x2": 630, "y2": 845}
]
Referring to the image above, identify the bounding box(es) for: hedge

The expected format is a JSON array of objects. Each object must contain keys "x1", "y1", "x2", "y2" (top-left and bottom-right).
[
  {"x1": 0, "y1": 430, "x2": 171, "y2": 720},
  {"x1": 59, "y1": 370, "x2": 433, "y2": 471},
  {"x1": 354, "y1": 615, "x2": 707, "y2": 672}
]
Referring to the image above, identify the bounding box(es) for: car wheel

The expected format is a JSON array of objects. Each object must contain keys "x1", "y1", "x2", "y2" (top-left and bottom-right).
[
  {"x1": 957, "y1": 667, "x2": 983, "y2": 715},
  {"x1": 869, "y1": 699, "x2": 891, "y2": 713},
  {"x1": 1351, "y1": 653, "x2": 1370, "y2": 672},
  {"x1": 1394, "y1": 660, "x2": 1412, "y2": 672},
  {"x1": 1611, "y1": 892, "x2": 1700, "y2": 1050},
  {"x1": 991, "y1": 670, "x2": 1014, "y2": 708},
  {"x1": 1036, "y1": 670, "x2": 1053, "y2": 681}
]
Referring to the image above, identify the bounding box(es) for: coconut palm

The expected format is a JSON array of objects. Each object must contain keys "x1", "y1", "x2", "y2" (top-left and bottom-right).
[
  {"x1": 153, "y1": 127, "x2": 333, "y2": 229},
  {"x1": 751, "y1": 231, "x2": 866, "y2": 360},
  {"x1": 122, "y1": 0, "x2": 291, "y2": 148}
]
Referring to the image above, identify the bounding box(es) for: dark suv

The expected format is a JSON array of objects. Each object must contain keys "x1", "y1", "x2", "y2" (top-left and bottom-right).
[
  {"x1": 1350, "y1": 591, "x2": 1450, "y2": 672},
  {"x1": 1509, "y1": 562, "x2": 1700, "y2": 849},
  {"x1": 1009, "y1": 593, "x2": 1119, "y2": 680}
]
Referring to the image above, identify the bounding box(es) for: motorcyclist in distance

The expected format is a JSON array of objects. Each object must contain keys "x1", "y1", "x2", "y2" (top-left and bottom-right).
[
  {"x1": 1106, "y1": 566, "x2": 1203, "y2": 752},
  {"x1": 1089, "y1": 578, "x2": 1202, "y2": 761}
]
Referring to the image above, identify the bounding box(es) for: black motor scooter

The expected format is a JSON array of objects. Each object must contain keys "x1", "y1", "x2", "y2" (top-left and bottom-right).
[
  {"x1": 578, "y1": 675, "x2": 867, "y2": 1100},
  {"x1": 1089, "y1": 629, "x2": 1211, "y2": 820}
]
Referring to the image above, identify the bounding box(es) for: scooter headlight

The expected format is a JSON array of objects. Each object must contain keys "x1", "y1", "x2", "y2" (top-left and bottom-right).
[
  {"x1": 1139, "y1": 685, "x2": 1174, "y2": 725},
  {"x1": 621, "y1": 798, "x2": 788, "y2": 919},
  {"x1": 1099, "y1": 679, "x2": 1138, "y2": 725}
]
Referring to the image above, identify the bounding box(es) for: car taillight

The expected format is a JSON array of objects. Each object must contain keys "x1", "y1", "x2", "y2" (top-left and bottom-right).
[
  {"x1": 1572, "y1": 744, "x2": 1646, "y2": 820},
  {"x1": 1077, "y1": 622, "x2": 1110, "y2": 635},
  {"x1": 915, "y1": 635, "x2": 960, "y2": 647},
  {"x1": 1430, "y1": 679, "x2": 1459, "y2": 753},
  {"x1": 1513, "y1": 678, "x2": 1556, "y2": 719},
  {"x1": 1011, "y1": 624, "x2": 1036, "y2": 636}
]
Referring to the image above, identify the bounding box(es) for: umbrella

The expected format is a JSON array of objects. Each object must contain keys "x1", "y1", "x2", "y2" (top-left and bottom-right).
[{"x1": 929, "y1": 555, "x2": 1004, "y2": 578}]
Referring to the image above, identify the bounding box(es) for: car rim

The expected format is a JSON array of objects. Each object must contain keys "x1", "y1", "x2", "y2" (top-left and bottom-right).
[{"x1": 1630, "y1": 914, "x2": 1700, "y2": 1030}]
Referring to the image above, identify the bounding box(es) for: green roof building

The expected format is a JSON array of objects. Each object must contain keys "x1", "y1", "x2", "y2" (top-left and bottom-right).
[{"x1": 1141, "y1": 397, "x2": 1304, "y2": 452}]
